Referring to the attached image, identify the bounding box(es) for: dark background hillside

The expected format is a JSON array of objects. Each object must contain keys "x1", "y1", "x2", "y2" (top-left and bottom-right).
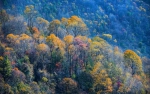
[
  {"x1": 0, "y1": 0, "x2": 150, "y2": 57},
  {"x1": 142, "y1": 0, "x2": 150, "y2": 4}
]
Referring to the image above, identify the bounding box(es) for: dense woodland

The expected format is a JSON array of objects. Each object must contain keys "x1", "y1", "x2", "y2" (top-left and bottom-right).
[{"x1": 0, "y1": 0, "x2": 150, "y2": 94}]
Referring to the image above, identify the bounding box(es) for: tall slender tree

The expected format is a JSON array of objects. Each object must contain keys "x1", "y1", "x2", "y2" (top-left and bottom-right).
[{"x1": 0, "y1": 56, "x2": 12, "y2": 81}]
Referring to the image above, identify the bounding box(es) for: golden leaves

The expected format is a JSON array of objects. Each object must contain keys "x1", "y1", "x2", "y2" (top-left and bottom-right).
[
  {"x1": 105, "y1": 78, "x2": 113, "y2": 92},
  {"x1": 24, "y1": 5, "x2": 34, "y2": 14},
  {"x1": 19, "y1": 34, "x2": 32, "y2": 41},
  {"x1": 47, "y1": 34, "x2": 66, "y2": 55},
  {"x1": 48, "y1": 20, "x2": 61, "y2": 35},
  {"x1": 91, "y1": 63, "x2": 113, "y2": 93},
  {"x1": 62, "y1": 78, "x2": 77, "y2": 87},
  {"x1": 46, "y1": 34, "x2": 56, "y2": 43},
  {"x1": 96, "y1": 55, "x2": 104, "y2": 62},
  {"x1": 37, "y1": 43, "x2": 49, "y2": 52},
  {"x1": 61, "y1": 17, "x2": 68, "y2": 26},
  {"x1": 64, "y1": 35, "x2": 74, "y2": 45},
  {"x1": 124, "y1": 50, "x2": 142, "y2": 65},
  {"x1": 49, "y1": 20, "x2": 61, "y2": 28},
  {"x1": 102, "y1": 34, "x2": 112, "y2": 40},
  {"x1": 67, "y1": 16, "x2": 88, "y2": 36},
  {"x1": 5, "y1": 47, "x2": 13, "y2": 51},
  {"x1": 6, "y1": 33, "x2": 32, "y2": 44},
  {"x1": 68, "y1": 44, "x2": 75, "y2": 53},
  {"x1": 90, "y1": 62, "x2": 102, "y2": 75},
  {"x1": 37, "y1": 17, "x2": 49, "y2": 25},
  {"x1": 53, "y1": 20, "x2": 61, "y2": 25},
  {"x1": 124, "y1": 50, "x2": 143, "y2": 75},
  {"x1": 0, "y1": 56, "x2": 3, "y2": 61}
]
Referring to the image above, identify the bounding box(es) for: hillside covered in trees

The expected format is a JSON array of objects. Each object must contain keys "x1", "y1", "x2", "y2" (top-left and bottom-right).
[{"x1": 0, "y1": 0, "x2": 150, "y2": 94}]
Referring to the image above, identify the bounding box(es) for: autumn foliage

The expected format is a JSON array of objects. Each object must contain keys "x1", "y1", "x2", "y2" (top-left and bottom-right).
[{"x1": 0, "y1": 7, "x2": 149, "y2": 94}]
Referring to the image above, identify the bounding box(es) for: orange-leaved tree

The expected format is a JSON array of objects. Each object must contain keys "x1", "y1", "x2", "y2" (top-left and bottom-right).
[{"x1": 32, "y1": 26, "x2": 40, "y2": 40}]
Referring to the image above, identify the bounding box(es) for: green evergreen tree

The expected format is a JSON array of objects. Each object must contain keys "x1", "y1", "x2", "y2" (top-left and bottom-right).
[{"x1": 0, "y1": 56, "x2": 12, "y2": 80}]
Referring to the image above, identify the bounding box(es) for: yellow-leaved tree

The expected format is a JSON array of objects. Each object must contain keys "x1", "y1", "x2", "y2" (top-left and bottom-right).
[
  {"x1": 61, "y1": 17, "x2": 68, "y2": 31},
  {"x1": 90, "y1": 62, "x2": 113, "y2": 93},
  {"x1": 64, "y1": 35, "x2": 74, "y2": 62},
  {"x1": 36, "y1": 17, "x2": 49, "y2": 35},
  {"x1": 6, "y1": 33, "x2": 33, "y2": 58},
  {"x1": 46, "y1": 34, "x2": 65, "y2": 73},
  {"x1": 123, "y1": 50, "x2": 148, "y2": 91},
  {"x1": 48, "y1": 20, "x2": 61, "y2": 36},
  {"x1": 66, "y1": 16, "x2": 88, "y2": 36},
  {"x1": 124, "y1": 50, "x2": 143, "y2": 75},
  {"x1": 37, "y1": 43, "x2": 49, "y2": 52},
  {"x1": 24, "y1": 5, "x2": 37, "y2": 31},
  {"x1": 89, "y1": 36, "x2": 111, "y2": 64},
  {"x1": 46, "y1": 34, "x2": 65, "y2": 55}
]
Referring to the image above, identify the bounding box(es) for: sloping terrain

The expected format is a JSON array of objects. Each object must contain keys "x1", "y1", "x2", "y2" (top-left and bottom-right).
[{"x1": 0, "y1": 0, "x2": 150, "y2": 94}]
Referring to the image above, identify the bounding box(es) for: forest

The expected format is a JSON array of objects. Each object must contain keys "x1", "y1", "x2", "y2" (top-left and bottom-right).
[{"x1": 0, "y1": 0, "x2": 150, "y2": 94}]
